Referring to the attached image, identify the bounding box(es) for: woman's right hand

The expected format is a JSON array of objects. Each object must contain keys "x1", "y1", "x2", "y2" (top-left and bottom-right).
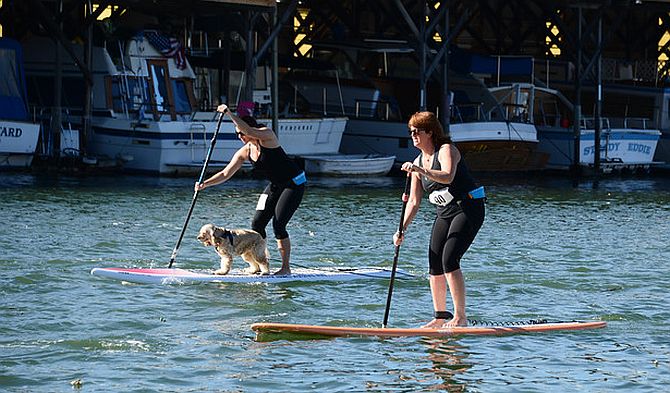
[
  {"x1": 217, "y1": 104, "x2": 228, "y2": 114},
  {"x1": 195, "y1": 181, "x2": 206, "y2": 192}
]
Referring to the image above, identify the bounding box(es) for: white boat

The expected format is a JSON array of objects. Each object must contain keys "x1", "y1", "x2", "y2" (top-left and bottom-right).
[
  {"x1": 340, "y1": 118, "x2": 547, "y2": 172},
  {"x1": 489, "y1": 83, "x2": 662, "y2": 171},
  {"x1": 22, "y1": 35, "x2": 346, "y2": 175},
  {"x1": 308, "y1": 73, "x2": 549, "y2": 172},
  {"x1": 301, "y1": 154, "x2": 395, "y2": 176},
  {"x1": 0, "y1": 38, "x2": 40, "y2": 169}
]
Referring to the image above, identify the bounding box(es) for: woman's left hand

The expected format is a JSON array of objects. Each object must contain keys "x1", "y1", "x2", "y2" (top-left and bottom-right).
[
  {"x1": 392, "y1": 231, "x2": 404, "y2": 246},
  {"x1": 400, "y1": 162, "x2": 418, "y2": 173},
  {"x1": 217, "y1": 104, "x2": 229, "y2": 114}
]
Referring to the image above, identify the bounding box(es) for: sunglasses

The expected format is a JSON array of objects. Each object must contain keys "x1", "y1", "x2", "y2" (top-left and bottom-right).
[{"x1": 408, "y1": 128, "x2": 425, "y2": 136}]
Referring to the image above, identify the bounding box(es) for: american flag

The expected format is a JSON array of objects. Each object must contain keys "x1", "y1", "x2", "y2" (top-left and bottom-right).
[{"x1": 143, "y1": 30, "x2": 187, "y2": 70}]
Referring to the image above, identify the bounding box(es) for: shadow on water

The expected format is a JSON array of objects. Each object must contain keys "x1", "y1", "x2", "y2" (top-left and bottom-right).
[{"x1": 3, "y1": 170, "x2": 668, "y2": 192}]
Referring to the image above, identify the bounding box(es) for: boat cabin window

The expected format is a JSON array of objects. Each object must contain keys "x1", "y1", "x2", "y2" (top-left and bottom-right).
[
  {"x1": 106, "y1": 75, "x2": 194, "y2": 118},
  {"x1": 171, "y1": 79, "x2": 194, "y2": 114},
  {"x1": 149, "y1": 62, "x2": 169, "y2": 112},
  {"x1": 107, "y1": 76, "x2": 151, "y2": 115},
  {"x1": 147, "y1": 60, "x2": 175, "y2": 120}
]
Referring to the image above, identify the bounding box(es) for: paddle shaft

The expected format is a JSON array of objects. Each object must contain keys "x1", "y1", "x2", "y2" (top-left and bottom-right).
[
  {"x1": 382, "y1": 174, "x2": 412, "y2": 328},
  {"x1": 168, "y1": 113, "x2": 225, "y2": 268}
]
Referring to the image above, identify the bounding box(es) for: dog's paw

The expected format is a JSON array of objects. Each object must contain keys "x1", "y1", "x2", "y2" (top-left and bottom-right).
[
  {"x1": 213, "y1": 269, "x2": 230, "y2": 275},
  {"x1": 243, "y1": 267, "x2": 261, "y2": 275}
]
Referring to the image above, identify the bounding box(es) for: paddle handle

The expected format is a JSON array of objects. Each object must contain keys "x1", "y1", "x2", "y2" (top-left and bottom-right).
[
  {"x1": 168, "y1": 113, "x2": 225, "y2": 268},
  {"x1": 382, "y1": 174, "x2": 412, "y2": 328}
]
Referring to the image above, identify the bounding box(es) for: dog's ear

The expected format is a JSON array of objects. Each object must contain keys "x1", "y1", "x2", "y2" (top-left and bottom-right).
[{"x1": 212, "y1": 227, "x2": 225, "y2": 246}]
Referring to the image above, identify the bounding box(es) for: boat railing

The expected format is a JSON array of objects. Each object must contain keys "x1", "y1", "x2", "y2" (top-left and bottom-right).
[
  {"x1": 452, "y1": 102, "x2": 486, "y2": 123},
  {"x1": 580, "y1": 117, "x2": 612, "y2": 130},
  {"x1": 354, "y1": 99, "x2": 394, "y2": 120},
  {"x1": 108, "y1": 74, "x2": 186, "y2": 121},
  {"x1": 190, "y1": 111, "x2": 220, "y2": 122},
  {"x1": 30, "y1": 105, "x2": 82, "y2": 157},
  {"x1": 621, "y1": 117, "x2": 652, "y2": 130},
  {"x1": 189, "y1": 123, "x2": 207, "y2": 162},
  {"x1": 581, "y1": 116, "x2": 654, "y2": 130},
  {"x1": 498, "y1": 102, "x2": 529, "y2": 123}
]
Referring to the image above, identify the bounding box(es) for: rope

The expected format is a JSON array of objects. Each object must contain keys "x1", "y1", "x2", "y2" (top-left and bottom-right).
[
  {"x1": 288, "y1": 262, "x2": 408, "y2": 279},
  {"x1": 467, "y1": 318, "x2": 550, "y2": 326}
]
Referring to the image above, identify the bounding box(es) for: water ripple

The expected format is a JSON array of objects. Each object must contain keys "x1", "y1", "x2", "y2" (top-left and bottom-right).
[{"x1": 1, "y1": 174, "x2": 669, "y2": 391}]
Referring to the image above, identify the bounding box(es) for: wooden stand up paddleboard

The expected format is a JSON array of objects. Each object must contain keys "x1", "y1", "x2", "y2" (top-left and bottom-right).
[{"x1": 251, "y1": 320, "x2": 607, "y2": 338}]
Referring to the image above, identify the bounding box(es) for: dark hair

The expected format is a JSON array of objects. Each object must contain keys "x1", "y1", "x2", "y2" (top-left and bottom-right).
[
  {"x1": 408, "y1": 111, "x2": 452, "y2": 145},
  {"x1": 241, "y1": 115, "x2": 259, "y2": 128}
]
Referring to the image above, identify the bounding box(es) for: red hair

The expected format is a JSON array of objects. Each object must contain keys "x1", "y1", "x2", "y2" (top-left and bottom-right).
[{"x1": 408, "y1": 111, "x2": 451, "y2": 145}]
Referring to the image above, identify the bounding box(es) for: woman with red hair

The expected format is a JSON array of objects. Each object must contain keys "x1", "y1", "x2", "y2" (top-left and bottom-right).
[{"x1": 393, "y1": 111, "x2": 486, "y2": 327}]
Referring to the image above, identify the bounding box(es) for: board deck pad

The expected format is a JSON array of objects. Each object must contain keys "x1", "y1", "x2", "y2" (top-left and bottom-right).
[
  {"x1": 251, "y1": 321, "x2": 607, "y2": 338},
  {"x1": 90, "y1": 267, "x2": 413, "y2": 284}
]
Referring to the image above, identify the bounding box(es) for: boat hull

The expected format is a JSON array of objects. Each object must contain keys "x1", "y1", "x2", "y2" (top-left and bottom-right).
[
  {"x1": 537, "y1": 126, "x2": 661, "y2": 170},
  {"x1": 89, "y1": 118, "x2": 242, "y2": 175},
  {"x1": 457, "y1": 140, "x2": 548, "y2": 172},
  {"x1": 88, "y1": 116, "x2": 347, "y2": 175},
  {"x1": 301, "y1": 154, "x2": 395, "y2": 176},
  {"x1": 341, "y1": 119, "x2": 546, "y2": 172},
  {"x1": 0, "y1": 120, "x2": 40, "y2": 168}
]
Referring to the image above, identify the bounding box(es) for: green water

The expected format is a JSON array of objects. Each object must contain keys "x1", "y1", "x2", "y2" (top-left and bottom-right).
[{"x1": 1, "y1": 173, "x2": 669, "y2": 392}]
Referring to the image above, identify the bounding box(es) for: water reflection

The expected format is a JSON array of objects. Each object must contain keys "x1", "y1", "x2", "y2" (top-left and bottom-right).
[
  {"x1": 306, "y1": 175, "x2": 402, "y2": 190},
  {"x1": 418, "y1": 338, "x2": 472, "y2": 392}
]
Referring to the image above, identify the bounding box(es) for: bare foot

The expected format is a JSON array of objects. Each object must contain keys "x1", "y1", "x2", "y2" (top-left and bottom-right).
[
  {"x1": 273, "y1": 268, "x2": 291, "y2": 276},
  {"x1": 421, "y1": 319, "x2": 446, "y2": 329},
  {"x1": 443, "y1": 315, "x2": 468, "y2": 327}
]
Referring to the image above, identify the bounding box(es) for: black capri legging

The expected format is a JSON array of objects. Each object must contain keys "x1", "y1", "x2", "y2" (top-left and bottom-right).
[
  {"x1": 428, "y1": 199, "x2": 485, "y2": 275},
  {"x1": 251, "y1": 182, "x2": 304, "y2": 240}
]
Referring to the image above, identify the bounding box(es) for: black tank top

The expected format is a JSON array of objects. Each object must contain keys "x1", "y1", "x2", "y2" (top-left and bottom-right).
[
  {"x1": 251, "y1": 145, "x2": 302, "y2": 184},
  {"x1": 418, "y1": 145, "x2": 478, "y2": 201}
]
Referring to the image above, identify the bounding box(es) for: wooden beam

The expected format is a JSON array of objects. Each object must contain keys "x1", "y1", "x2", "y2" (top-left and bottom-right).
[
  {"x1": 203, "y1": 0, "x2": 276, "y2": 7},
  {"x1": 25, "y1": 0, "x2": 93, "y2": 85}
]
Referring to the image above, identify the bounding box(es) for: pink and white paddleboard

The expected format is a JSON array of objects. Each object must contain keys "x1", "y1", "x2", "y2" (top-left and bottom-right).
[{"x1": 90, "y1": 267, "x2": 413, "y2": 284}]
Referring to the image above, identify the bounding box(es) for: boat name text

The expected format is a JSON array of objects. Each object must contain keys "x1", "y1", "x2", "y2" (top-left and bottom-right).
[
  {"x1": 583, "y1": 143, "x2": 620, "y2": 156},
  {"x1": 627, "y1": 143, "x2": 652, "y2": 155},
  {"x1": 0, "y1": 126, "x2": 24, "y2": 138},
  {"x1": 583, "y1": 142, "x2": 653, "y2": 156}
]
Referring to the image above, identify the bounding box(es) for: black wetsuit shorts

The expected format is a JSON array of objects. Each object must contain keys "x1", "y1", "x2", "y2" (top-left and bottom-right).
[
  {"x1": 428, "y1": 198, "x2": 485, "y2": 275},
  {"x1": 251, "y1": 181, "x2": 305, "y2": 240}
]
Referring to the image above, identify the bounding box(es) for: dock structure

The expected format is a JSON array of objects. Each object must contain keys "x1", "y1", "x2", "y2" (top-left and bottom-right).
[{"x1": 1, "y1": 1, "x2": 669, "y2": 176}]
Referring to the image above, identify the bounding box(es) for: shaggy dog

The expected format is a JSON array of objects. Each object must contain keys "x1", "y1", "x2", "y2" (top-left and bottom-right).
[{"x1": 197, "y1": 224, "x2": 270, "y2": 275}]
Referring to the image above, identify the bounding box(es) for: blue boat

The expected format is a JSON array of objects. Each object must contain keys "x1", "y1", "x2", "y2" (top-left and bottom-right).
[
  {"x1": 0, "y1": 38, "x2": 40, "y2": 168},
  {"x1": 489, "y1": 83, "x2": 662, "y2": 172}
]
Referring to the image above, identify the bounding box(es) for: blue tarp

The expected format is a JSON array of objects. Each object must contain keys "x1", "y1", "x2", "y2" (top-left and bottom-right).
[
  {"x1": 450, "y1": 46, "x2": 533, "y2": 76},
  {"x1": 0, "y1": 38, "x2": 29, "y2": 121}
]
